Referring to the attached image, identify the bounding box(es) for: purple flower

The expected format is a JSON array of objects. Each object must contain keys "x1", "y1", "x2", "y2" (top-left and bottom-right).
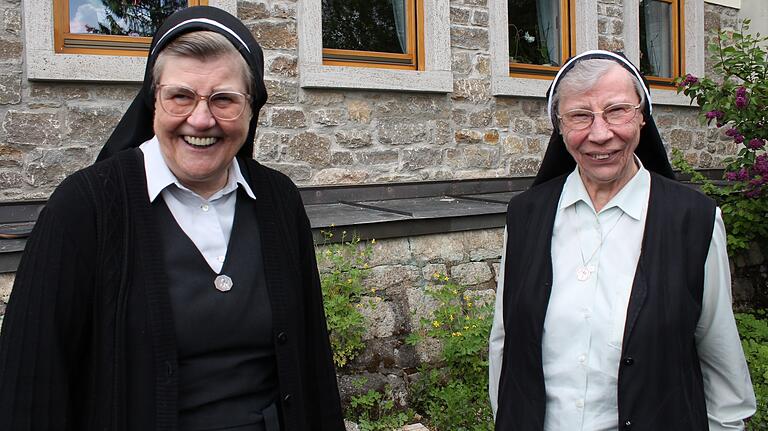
[
  {"x1": 725, "y1": 171, "x2": 739, "y2": 181},
  {"x1": 726, "y1": 128, "x2": 739, "y2": 137},
  {"x1": 738, "y1": 168, "x2": 750, "y2": 181},
  {"x1": 705, "y1": 110, "x2": 724, "y2": 125},
  {"x1": 735, "y1": 134, "x2": 745, "y2": 144},
  {"x1": 678, "y1": 74, "x2": 698, "y2": 88},
  {"x1": 736, "y1": 86, "x2": 747, "y2": 98},
  {"x1": 736, "y1": 95, "x2": 748, "y2": 109},
  {"x1": 748, "y1": 138, "x2": 766, "y2": 150},
  {"x1": 754, "y1": 155, "x2": 768, "y2": 176}
]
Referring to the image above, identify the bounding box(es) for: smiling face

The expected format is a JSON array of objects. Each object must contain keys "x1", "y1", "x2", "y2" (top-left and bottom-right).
[
  {"x1": 153, "y1": 53, "x2": 251, "y2": 198},
  {"x1": 557, "y1": 64, "x2": 645, "y2": 197}
]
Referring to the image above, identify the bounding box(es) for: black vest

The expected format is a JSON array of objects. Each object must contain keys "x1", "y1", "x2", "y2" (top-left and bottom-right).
[
  {"x1": 153, "y1": 189, "x2": 279, "y2": 431},
  {"x1": 496, "y1": 173, "x2": 715, "y2": 431}
]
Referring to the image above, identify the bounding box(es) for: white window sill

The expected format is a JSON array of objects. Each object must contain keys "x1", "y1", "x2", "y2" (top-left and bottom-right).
[
  {"x1": 491, "y1": 75, "x2": 552, "y2": 98},
  {"x1": 299, "y1": 64, "x2": 453, "y2": 93}
]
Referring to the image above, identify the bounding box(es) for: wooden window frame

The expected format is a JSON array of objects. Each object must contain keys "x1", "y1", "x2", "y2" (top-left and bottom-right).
[
  {"x1": 53, "y1": 0, "x2": 207, "y2": 57},
  {"x1": 508, "y1": 0, "x2": 576, "y2": 79},
  {"x1": 321, "y1": 0, "x2": 425, "y2": 71},
  {"x1": 642, "y1": 0, "x2": 684, "y2": 88}
]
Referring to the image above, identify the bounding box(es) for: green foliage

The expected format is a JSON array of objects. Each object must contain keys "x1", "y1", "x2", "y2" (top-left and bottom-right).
[
  {"x1": 348, "y1": 383, "x2": 412, "y2": 431},
  {"x1": 406, "y1": 273, "x2": 494, "y2": 431},
  {"x1": 317, "y1": 234, "x2": 372, "y2": 368},
  {"x1": 673, "y1": 20, "x2": 768, "y2": 256},
  {"x1": 736, "y1": 311, "x2": 768, "y2": 429}
]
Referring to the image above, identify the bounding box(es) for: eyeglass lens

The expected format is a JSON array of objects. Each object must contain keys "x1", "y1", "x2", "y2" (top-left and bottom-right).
[
  {"x1": 159, "y1": 86, "x2": 247, "y2": 120},
  {"x1": 561, "y1": 104, "x2": 638, "y2": 130}
]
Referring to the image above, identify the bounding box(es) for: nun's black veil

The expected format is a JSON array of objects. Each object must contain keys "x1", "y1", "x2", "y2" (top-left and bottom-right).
[
  {"x1": 532, "y1": 50, "x2": 675, "y2": 186},
  {"x1": 96, "y1": 6, "x2": 267, "y2": 162}
]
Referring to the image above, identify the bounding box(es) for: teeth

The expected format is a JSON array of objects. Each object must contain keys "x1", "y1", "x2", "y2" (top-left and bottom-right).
[
  {"x1": 185, "y1": 136, "x2": 216, "y2": 147},
  {"x1": 592, "y1": 153, "x2": 610, "y2": 160}
]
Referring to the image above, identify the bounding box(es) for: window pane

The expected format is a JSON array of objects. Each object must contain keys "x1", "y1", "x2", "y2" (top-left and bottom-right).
[
  {"x1": 508, "y1": 0, "x2": 562, "y2": 66},
  {"x1": 69, "y1": 0, "x2": 188, "y2": 37},
  {"x1": 322, "y1": 0, "x2": 408, "y2": 54},
  {"x1": 639, "y1": 0, "x2": 673, "y2": 77}
]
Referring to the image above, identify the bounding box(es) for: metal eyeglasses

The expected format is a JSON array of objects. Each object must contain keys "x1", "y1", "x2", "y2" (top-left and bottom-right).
[
  {"x1": 156, "y1": 85, "x2": 251, "y2": 121},
  {"x1": 557, "y1": 103, "x2": 642, "y2": 130}
]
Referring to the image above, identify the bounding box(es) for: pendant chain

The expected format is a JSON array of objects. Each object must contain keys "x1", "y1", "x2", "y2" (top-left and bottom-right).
[{"x1": 573, "y1": 205, "x2": 625, "y2": 281}]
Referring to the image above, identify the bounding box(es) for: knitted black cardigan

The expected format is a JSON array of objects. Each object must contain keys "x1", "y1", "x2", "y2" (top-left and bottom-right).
[{"x1": 0, "y1": 149, "x2": 344, "y2": 431}]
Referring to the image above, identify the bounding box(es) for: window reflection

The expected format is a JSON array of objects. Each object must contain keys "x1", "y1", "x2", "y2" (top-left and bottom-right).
[
  {"x1": 322, "y1": 0, "x2": 408, "y2": 54},
  {"x1": 508, "y1": 0, "x2": 563, "y2": 66},
  {"x1": 68, "y1": 0, "x2": 188, "y2": 37},
  {"x1": 639, "y1": 0, "x2": 673, "y2": 78}
]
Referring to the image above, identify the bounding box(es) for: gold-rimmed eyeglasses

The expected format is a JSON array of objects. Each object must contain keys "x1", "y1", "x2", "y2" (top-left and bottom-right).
[
  {"x1": 156, "y1": 85, "x2": 251, "y2": 121},
  {"x1": 557, "y1": 103, "x2": 641, "y2": 131}
]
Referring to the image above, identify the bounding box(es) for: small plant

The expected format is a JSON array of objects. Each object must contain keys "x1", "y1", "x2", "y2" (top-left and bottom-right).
[
  {"x1": 317, "y1": 233, "x2": 372, "y2": 368},
  {"x1": 348, "y1": 378, "x2": 412, "y2": 431},
  {"x1": 406, "y1": 273, "x2": 494, "y2": 431},
  {"x1": 674, "y1": 20, "x2": 768, "y2": 256},
  {"x1": 736, "y1": 311, "x2": 768, "y2": 429}
]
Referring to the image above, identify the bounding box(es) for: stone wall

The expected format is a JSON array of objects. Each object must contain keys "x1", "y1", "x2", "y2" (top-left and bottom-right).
[
  {"x1": 0, "y1": 0, "x2": 746, "y2": 200},
  {"x1": 317, "y1": 228, "x2": 504, "y2": 405}
]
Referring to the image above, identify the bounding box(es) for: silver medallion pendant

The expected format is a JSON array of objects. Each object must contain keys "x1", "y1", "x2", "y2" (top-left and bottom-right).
[
  {"x1": 214, "y1": 274, "x2": 233, "y2": 292},
  {"x1": 576, "y1": 266, "x2": 591, "y2": 282}
]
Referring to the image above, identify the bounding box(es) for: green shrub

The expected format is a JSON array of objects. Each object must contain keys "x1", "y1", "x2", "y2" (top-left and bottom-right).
[
  {"x1": 317, "y1": 234, "x2": 372, "y2": 368},
  {"x1": 406, "y1": 273, "x2": 494, "y2": 431},
  {"x1": 736, "y1": 311, "x2": 768, "y2": 429},
  {"x1": 674, "y1": 20, "x2": 768, "y2": 256}
]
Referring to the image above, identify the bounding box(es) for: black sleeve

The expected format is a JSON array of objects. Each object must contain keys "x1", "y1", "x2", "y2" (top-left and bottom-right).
[{"x1": 0, "y1": 173, "x2": 96, "y2": 431}]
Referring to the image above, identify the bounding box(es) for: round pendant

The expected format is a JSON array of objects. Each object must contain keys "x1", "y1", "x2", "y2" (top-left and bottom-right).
[
  {"x1": 576, "y1": 266, "x2": 591, "y2": 281},
  {"x1": 214, "y1": 274, "x2": 233, "y2": 292}
]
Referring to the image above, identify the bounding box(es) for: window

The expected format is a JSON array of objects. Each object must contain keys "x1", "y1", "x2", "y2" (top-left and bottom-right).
[
  {"x1": 298, "y1": 0, "x2": 451, "y2": 93},
  {"x1": 490, "y1": 0, "x2": 597, "y2": 97},
  {"x1": 508, "y1": 0, "x2": 576, "y2": 78},
  {"x1": 622, "y1": 0, "x2": 703, "y2": 104},
  {"x1": 321, "y1": 0, "x2": 423, "y2": 70},
  {"x1": 639, "y1": 0, "x2": 683, "y2": 86},
  {"x1": 54, "y1": 0, "x2": 207, "y2": 56},
  {"x1": 24, "y1": 1, "x2": 235, "y2": 81}
]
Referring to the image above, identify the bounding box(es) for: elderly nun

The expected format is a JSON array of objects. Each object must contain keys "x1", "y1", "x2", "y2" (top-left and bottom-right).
[
  {"x1": 0, "y1": 6, "x2": 343, "y2": 431},
  {"x1": 489, "y1": 50, "x2": 755, "y2": 431}
]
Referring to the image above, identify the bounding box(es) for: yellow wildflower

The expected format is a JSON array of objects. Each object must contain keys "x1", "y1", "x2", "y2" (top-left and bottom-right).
[
  {"x1": 371, "y1": 238, "x2": 376, "y2": 244},
  {"x1": 432, "y1": 320, "x2": 441, "y2": 328}
]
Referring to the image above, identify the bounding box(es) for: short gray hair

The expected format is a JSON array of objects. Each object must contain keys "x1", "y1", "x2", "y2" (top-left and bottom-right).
[
  {"x1": 152, "y1": 31, "x2": 253, "y2": 96},
  {"x1": 550, "y1": 59, "x2": 646, "y2": 129}
]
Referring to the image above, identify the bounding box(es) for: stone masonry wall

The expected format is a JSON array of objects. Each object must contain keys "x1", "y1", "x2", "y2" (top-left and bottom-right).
[
  {"x1": 314, "y1": 229, "x2": 504, "y2": 405},
  {"x1": 0, "y1": 0, "x2": 744, "y2": 200}
]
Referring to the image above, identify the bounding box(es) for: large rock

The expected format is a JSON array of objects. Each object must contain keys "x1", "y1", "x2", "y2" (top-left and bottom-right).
[
  {"x1": 287, "y1": 132, "x2": 330, "y2": 166},
  {"x1": 4, "y1": 111, "x2": 63, "y2": 147},
  {"x1": 378, "y1": 122, "x2": 431, "y2": 146},
  {"x1": 450, "y1": 262, "x2": 493, "y2": 286}
]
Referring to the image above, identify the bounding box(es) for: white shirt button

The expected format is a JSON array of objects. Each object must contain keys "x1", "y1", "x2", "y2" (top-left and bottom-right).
[
  {"x1": 576, "y1": 399, "x2": 584, "y2": 408},
  {"x1": 201, "y1": 204, "x2": 210, "y2": 212},
  {"x1": 578, "y1": 354, "x2": 586, "y2": 364},
  {"x1": 217, "y1": 255, "x2": 225, "y2": 263}
]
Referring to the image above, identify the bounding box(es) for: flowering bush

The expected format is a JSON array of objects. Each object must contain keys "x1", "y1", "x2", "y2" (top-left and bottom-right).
[
  {"x1": 674, "y1": 20, "x2": 768, "y2": 254},
  {"x1": 406, "y1": 274, "x2": 494, "y2": 431}
]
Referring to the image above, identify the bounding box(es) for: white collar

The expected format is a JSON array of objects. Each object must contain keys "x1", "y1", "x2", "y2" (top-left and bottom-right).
[
  {"x1": 139, "y1": 136, "x2": 256, "y2": 202},
  {"x1": 559, "y1": 156, "x2": 649, "y2": 220}
]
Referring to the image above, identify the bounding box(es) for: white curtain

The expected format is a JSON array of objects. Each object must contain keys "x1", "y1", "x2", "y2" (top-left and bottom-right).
[
  {"x1": 643, "y1": 0, "x2": 672, "y2": 77},
  {"x1": 536, "y1": 0, "x2": 561, "y2": 65},
  {"x1": 391, "y1": 0, "x2": 406, "y2": 53}
]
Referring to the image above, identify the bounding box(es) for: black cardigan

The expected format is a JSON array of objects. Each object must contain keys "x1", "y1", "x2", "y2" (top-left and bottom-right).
[
  {"x1": 496, "y1": 172, "x2": 715, "y2": 431},
  {"x1": 0, "y1": 149, "x2": 344, "y2": 431}
]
